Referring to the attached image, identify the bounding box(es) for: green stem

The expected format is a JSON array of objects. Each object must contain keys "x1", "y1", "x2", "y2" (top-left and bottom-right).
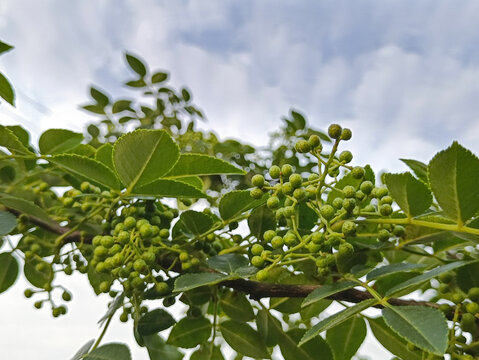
[{"x1": 91, "y1": 312, "x2": 114, "y2": 351}]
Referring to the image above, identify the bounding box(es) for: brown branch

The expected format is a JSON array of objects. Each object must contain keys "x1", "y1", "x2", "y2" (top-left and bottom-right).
[{"x1": 6, "y1": 209, "x2": 454, "y2": 319}]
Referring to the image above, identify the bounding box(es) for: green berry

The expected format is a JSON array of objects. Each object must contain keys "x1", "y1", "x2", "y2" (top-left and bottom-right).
[
  {"x1": 342, "y1": 221, "x2": 357, "y2": 236},
  {"x1": 451, "y1": 292, "x2": 465, "y2": 304},
  {"x1": 119, "y1": 312, "x2": 128, "y2": 322},
  {"x1": 376, "y1": 187, "x2": 389, "y2": 198},
  {"x1": 379, "y1": 204, "x2": 393, "y2": 216},
  {"x1": 283, "y1": 232, "x2": 297, "y2": 247},
  {"x1": 256, "y1": 269, "x2": 269, "y2": 281},
  {"x1": 263, "y1": 230, "x2": 277, "y2": 242},
  {"x1": 251, "y1": 174, "x2": 265, "y2": 187},
  {"x1": 311, "y1": 232, "x2": 324, "y2": 244},
  {"x1": 339, "y1": 151, "x2": 353, "y2": 163},
  {"x1": 281, "y1": 164, "x2": 293, "y2": 178},
  {"x1": 101, "y1": 236, "x2": 115, "y2": 248},
  {"x1": 251, "y1": 256, "x2": 264, "y2": 267},
  {"x1": 123, "y1": 216, "x2": 136, "y2": 229},
  {"x1": 378, "y1": 229, "x2": 390, "y2": 242},
  {"x1": 338, "y1": 242, "x2": 354, "y2": 258},
  {"x1": 393, "y1": 225, "x2": 406, "y2": 237},
  {"x1": 159, "y1": 228, "x2": 170, "y2": 238},
  {"x1": 250, "y1": 188, "x2": 264, "y2": 199},
  {"x1": 267, "y1": 196, "x2": 280, "y2": 209},
  {"x1": 155, "y1": 282, "x2": 169, "y2": 295},
  {"x1": 34, "y1": 301, "x2": 42, "y2": 309},
  {"x1": 293, "y1": 188, "x2": 306, "y2": 201},
  {"x1": 251, "y1": 244, "x2": 264, "y2": 256},
  {"x1": 282, "y1": 182, "x2": 294, "y2": 195},
  {"x1": 62, "y1": 291, "x2": 72, "y2": 301},
  {"x1": 179, "y1": 252, "x2": 189, "y2": 262},
  {"x1": 295, "y1": 140, "x2": 311, "y2": 153},
  {"x1": 271, "y1": 236, "x2": 284, "y2": 249},
  {"x1": 24, "y1": 289, "x2": 34, "y2": 298},
  {"x1": 133, "y1": 259, "x2": 148, "y2": 274},
  {"x1": 140, "y1": 223, "x2": 153, "y2": 239},
  {"x1": 343, "y1": 185, "x2": 356, "y2": 198},
  {"x1": 80, "y1": 181, "x2": 91, "y2": 193},
  {"x1": 308, "y1": 173, "x2": 320, "y2": 181},
  {"x1": 461, "y1": 313, "x2": 476, "y2": 333},
  {"x1": 289, "y1": 174, "x2": 302, "y2": 188},
  {"x1": 308, "y1": 135, "x2": 320, "y2": 148},
  {"x1": 340, "y1": 128, "x2": 352, "y2": 140},
  {"x1": 94, "y1": 246, "x2": 108, "y2": 259},
  {"x1": 328, "y1": 124, "x2": 342, "y2": 139},
  {"x1": 269, "y1": 165, "x2": 281, "y2": 179},
  {"x1": 117, "y1": 231, "x2": 130, "y2": 245},
  {"x1": 468, "y1": 287, "x2": 479, "y2": 302},
  {"x1": 360, "y1": 181, "x2": 374, "y2": 195},
  {"x1": 332, "y1": 197, "x2": 343, "y2": 209},
  {"x1": 379, "y1": 195, "x2": 393, "y2": 205},
  {"x1": 351, "y1": 167, "x2": 365, "y2": 179},
  {"x1": 99, "y1": 281, "x2": 110, "y2": 293},
  {"x1": 342, "y1": 198, "x2": 356, "y2": 212},
  {"x1": 467, "y1": 302, "x2": 479, "y2": 314},
  {"x1": 306, "y1": 242, "x2": 321, "y2": 253},
  {"x1": 320, "y1": 205, "x2": 335, "y2": 220},
  {"x1": 143, "y1": 251, "x2": 156, "y2": 264},
  {"x1": 283, "y1": 206, "x2": 295, "y2": 218}
]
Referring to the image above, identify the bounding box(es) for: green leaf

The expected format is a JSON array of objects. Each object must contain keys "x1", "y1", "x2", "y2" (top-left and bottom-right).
[
  {"x1": 125, "y1": 79, "x2": 146, "y2": 88},
  {"x1": 256, "y1": 309, "x2": 283, "y2": 347},
  {"x1": 125, "y1": 53, "x2": 147, "y2": 77},
  {"x1": 144, "y1": 334, "x2": 183, "y2": 360},
  {"x1": 165, "y1": 154, "x2": 244, "y2": 178},
  {"x1": 0, "y1": 72, "x2": 14, "y2": 105},
  {"x1": 180, "y1": 210, "x2": 213, "y2": 235},
  {"x1": 50, "y1": 154, "x2": 121, "y2": 190},
  {"x1": 174, "y1": 273, "x2": 231, "y2": 292},
  {"x1": 219, "y1": 190, "x2": 267, "y2": 220},
  {"x1": 90, "y1": 87, "x2": 110, "y2": 107},
  {"x1": 428, "y1": 142, "x2": 479, "y2": 223},
  {"x1": 300, "y1": 299, "x2": 332, "y2": 321},
  {"x1": 84, "y1": 343, "x2": 131, "y2": 360},
  {"x1": 207, "y1": 254, "x2": 249, "y2": 274},
  {"x1": 0, "y1": 41, "x2": 13, "y2": 55},
  {"x1": 112, "y1": 100, "x2": 132, "y2": 113},
  {"x1": 247, "y1": 205, "x2": 275, "y2": 240},
  {"x1": 302, "y1": 281, "x2": 356, "y2": 308},
  {"x1": 280, "y1": 328, "x2": 333, "y2": 360},
  {"x1": 220, "y1": 291, "x2": 254, "y2": 321},
  {"x1": 326, "y1": 316, "x2": 366, "y2": 360},
  {"x1": 181, "y1": 88, "x2": 191, "y2": 102},
  {"x1": 174, "y1": 176, "x2": 203, "y2": 190},
  {"x1": 151, "y1": 72, "x2": 168, "y2": 84},
  {"x1": 0, "y1": 125, "x2": 33, "y2": 155},
  {"x1": 38, "y1": 129, "x2": 84, "y2": 154},
  {"x1": 400, "y1": 158, "x2": 428, "y2": 183},
  {"x1": 113, "y1": 129, "x2": 180, "y2": 191},
  {"x1": 167, "y1": 317, "x2": 211, "y2": 348},
  {"x1": 6, "y1": 125, "x2": 29, "y2": 146},
  {"x1": 368, "y1": 317, "x2": 422, "y2": 360},
  {"x1": 0, "y1": 210, "x2": 16, "y2": 235},
  {"x1": 220, "y1": 320, "x2": 269, "y2": 359},
  {"x1": 384, "y1": 172, "x2": 432, "y2": 216},
  {"x1": 24, "y1": 259, "x2": 52, "y2": 289},
  {"x1": 456, "y1": 261, "x2": 479, "y2": 293},
  {"x1": 299, "y1": 299, "x2": 377, "y2": 346},
  {"x1": 98, "y1": 294, "x2": 124, "y2": 325},
  {"x1": 190, "y1": 345, "x2": 224, "y2": 360},
  {"x1": 0, "y1": 195, "x2": 53, "y2": 224},
  {"x1": 137, "y1": 308, "x2": 175, "y2": 336},
  {"x1": 0, "y1": 165, "x2": 15, "y2": 183},
  {"x1": 70, "y1": 339, "x2": 95, "y2": 360},
  {"x1": 95, "y1": 143, "x2": 115, "y2": 171},
  {"x1": 327, "y1": 165, "x2": 375, "y2": 203},
  {"x1": 82, "y1": 104, "x2": 105, "y2": 114},
  {"x1": 130, "y1": 179, "x2": 206, "y2": 198},
  {"x1": 69, "y1": 144, "x2": 96, "y2": 157},
  {"x1": 87, "y1": 265, "x2": 113, "y2": 295},
  {"x1": 0, "y1": 252, "x2": 18, "y2": 293},
  {"x1": 385, "y1": 260, "x2": 473, "y2": 297},
  {"x1": 366, "y1": 263, "x2": 427, "y2": 281},
  {"x1": 382, "y1": 306, "x2": 448, "y2": 355},
  {"x1": 290, "y1": 109, "x2": 306, "y2": 130}
]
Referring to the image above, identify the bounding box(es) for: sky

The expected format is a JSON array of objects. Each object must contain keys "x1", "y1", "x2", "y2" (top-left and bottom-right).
[{"x1": 1, "y1": 1, "x2": 479, "y2": 359}]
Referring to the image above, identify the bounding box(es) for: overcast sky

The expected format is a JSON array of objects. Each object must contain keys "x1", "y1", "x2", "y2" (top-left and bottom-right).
[{"x1": 1, "y1": 1, "x2": 479, "y2": 359}]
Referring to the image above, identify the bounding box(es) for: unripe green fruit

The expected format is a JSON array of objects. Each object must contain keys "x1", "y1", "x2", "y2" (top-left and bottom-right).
[
  {"x1": 263, "y1": 230, "x2": 276, "y2": 242},
  {"x1": 308, "y1": 173, "x2": 320, "y2": 182},
  {"x1": 133, "y1": 259, "x2": 148, "y2": 274},
  {"x1": 99, "y1": 281, "x2": 110, "y2": 293},
  {"x1": 101, "y1": 236, "x2": 114, "y2": 248},
  {"x1": 379, "y1": 195, "x2": 393, "y2": 205},
  {"x1": 271, "y1": 236, "x2": 284, "y2": 249},
  {"x1": 95, "y1": 262, "x2": 107, "y2": 273},
  {"x1": 295, "y1": 140, "x2": 311, "y2": 153},
  {"x1": 94, "y1": 246, "x2": 108, "y2": 259},
  {"x1": 159, "y1": 228, "x2": 170, "y2": 239},
  {"x1": 64, "y1": 266, "x2": 73, "y2": 275},
  {"x1": 281, "y1": 164, "x2": 293, "y2": 178},
  {"x1": 30, "y1": 244, "x2": 42, "y2": 254},
  {"x1": 439, "y1": 303, "x2": 451, "y2": 313},
  {"x1": 251, "y1": 174, "x2": 265, "y2": 187},
  {"x1": 360, "y1": 181, "x2": 374, "y2": 195},
  {"x1": 155, "y1": 282, "x2": 169, "y2": 295},
  {"x1": 293, "y1": 188, "x2": 306, "y2": 201},
  {"x1": 311, "y1": 232, "x2": 324, "y2": 244},
  {"x1": 343, "y1": 185, "x2": 356, "y2": 198},
  {"x1": 320, "y1": 205, "x2": 335, "y2": 220},
  {"x1": 250, "y1": 188, "x2": 264, "y2": 199},
  {"x1": 328, "y1": 124, "x2": 342, "y2": 139},
  {"x1": 62, "y1": 197, "x2": 74, "y2": 207},
  {"x1": 81, "y1": 202, "x2": 92, "y2": 212},
  {"x1": 251, "y1": 256, "x2": 264, "y2": 267},
  {"x1": 351, "y1": 167, "x2": 365, "y2": 179},
  {"x1": 467, "y1": 302, "x2": 479, "y2": 314},
  {"x1": 140, "y1": 223, "x2": 153, "y2": 239},
  {"x1": 289, "y1": 174, "x2": 302, "y2": 188},
  {"x1": 123, "y1": 216, "x2": 136, "y2": 229},
  {"x1": 306, "y1": 242, "x2": 321, "y2": 253},
  {"x1": 339, "y1": 151, "x2": 353, "y2": 163},
  {"x1": 468, "y1": 287, "x2": 479, "y2": 302},
  {"x1": 362, "y1": 204, "x2": 376, "y2": 213},
  {"x1": 283, "y1": 206, "x2": 295, "y2": 218},
  {"x1": 328, "y1": 167, "x2": 340, "y2": 177},
  {"x1": 80, "y1": 181, "x2": 91, "y2": 193},
  {"x1": 256, "y1": 269, "x2": 269, "y2": 281},
  {"x1": 451, "y1": 293, "x2": 465, "y2": 304},
  {"x1": 461, "y1": 313, "x2": 476, "y2": 333},
  {"x1": 275, "y1": 208, "x2": 285, "y2": 220},
  {"x1": 342, "y1": 221, "x2": 357, "y2": 236},
  {"x1": 378, "y1": 229, "x2": 390, "y2": 242},
  {"x1": 342, "y1": 198, "x2": 356, "y2": 212},
  {"x1": 284, "y1": 233, "x2": 297, "y2": 247},
  {"x1": 281, "y1": 182, "x2": 294, "y2": 195},
  {"x1": 142, "y1": 251, "x2": 156, "y2": 265},
  {"x1": 119, "y1": 312, "x2": 128, "y2": 322},
  {"x1": 267, "y1": 196, "x2": 280, "y2": 209},
  {"x1": 179, "y1": 252, "x2": 189, "y2": 262},
  {"x1": 331, "y1": 197, "x2": 343, "y2": 209},
  {"x1": 338, "y1": 243, "x2": 354, "y2": 257},
  {"x1": 34, "y1": 301, "x2": 42, "y2": 309},
  {"x1": 437, "y1": 283, "x2": 450, "y2": 294},
  {"x1": 117, "y1": 231, "x2": 130, "y2": 245},
  {"x1": 269, "y1": 165, "x2": 281, "y2": 179},
  {"x1": 308, "y1": 135, "x2": 321, "y2": 148},
  {"x1": 305, "y1": 185, "x2": 317, "y2": 197},
  {"x1": 62, "y1": 291, "x2": 72, "y2": 301},
  {"x1": 376, "y1": 187, "x2": 389, "y2": 198},
  {"x1": 340, "y1": 128, "x2": 352, "y2": 141},
  {"x1": 393, "y1": 225, "x2": 406, "y2": 238},
  {"x1": 35, "y1": 262, "x2": 49, "y2": 272},
  {"x1": 251, "y1": 244, "x2": 264, "y2": 256},
  {"x1": 24, "y1": 289, "x2": 34, "y2": 298},
  {"x1": 379, "y1": 204, "x2": 393, "y2": 216}
]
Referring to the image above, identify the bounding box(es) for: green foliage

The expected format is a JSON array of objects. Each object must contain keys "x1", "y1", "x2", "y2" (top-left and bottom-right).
[{"x1": 2, "y1": 50, "x2": 479, "y2": 360}]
